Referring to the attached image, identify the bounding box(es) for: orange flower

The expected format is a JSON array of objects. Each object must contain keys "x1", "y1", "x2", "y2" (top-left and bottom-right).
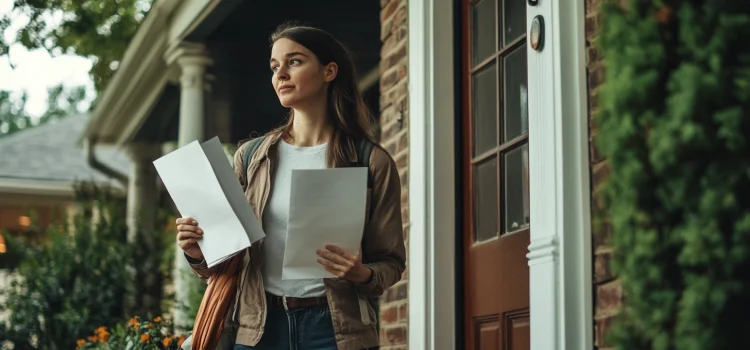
[
  {"x1": 140, "y1": 333, "x2": 151, "y2": 343},
  {"x1": 98, "y1": 330, "x2": 110, "y2": 342},
  {"x1": 162, "y1": 337, "x2": 172, "y2": 347},
  {"x1": 178, "y1": 336, "x2": 186, "y2": 346},
  {"x1": 88, "y1": 335, "x2": 98, "y2": 343},
  {"x1": 127, "y1": 317, "x2": 140, "y2": 330},
  {"x1": 76, "y1": 339, "x2": 86, "y2": 346},
  {"x1": 95, "y1": 326, "x2": 107, "y2": 334},
  {"x1": 154, "y1": 316, "x2": 163, "y2": 323}
]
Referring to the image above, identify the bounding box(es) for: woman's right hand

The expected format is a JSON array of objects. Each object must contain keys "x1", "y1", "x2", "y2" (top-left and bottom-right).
[{"x1": 176, "y1": 217, "x2": 204, "y2": 260}]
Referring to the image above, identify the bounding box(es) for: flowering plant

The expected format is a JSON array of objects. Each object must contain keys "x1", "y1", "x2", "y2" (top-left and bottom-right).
[{"x1": 76, "y1": 316, "x2": 189, "y2": 350}]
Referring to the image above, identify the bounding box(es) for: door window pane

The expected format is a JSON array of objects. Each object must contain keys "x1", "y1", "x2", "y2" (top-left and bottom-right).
[
  {"x1": 503, "y1": 143, "x2": 530, "y2": 233},
  {"x1": 502, "y1": 45, "x2": 528, "y2": 142},
  {"x1": 472, "y1": 0, "x2": 497, "y2": 66},
  {"x1": 473, "y1": 63, "x2": 498, "y2": 156},
  {"x1": 502, "y1": 0, "x2": 527, "y2": 45},
  {"x1": 474, "y1": 157, "x2": 499, "y2": 242}
]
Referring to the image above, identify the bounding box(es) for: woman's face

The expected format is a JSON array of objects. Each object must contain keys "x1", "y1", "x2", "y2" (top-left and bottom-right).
[{"x1": 270, "y1": 38, "x2": 335, "y2": 108}]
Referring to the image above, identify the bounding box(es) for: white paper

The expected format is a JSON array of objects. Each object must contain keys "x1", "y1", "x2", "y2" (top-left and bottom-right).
[
  {"x1": 153, "y1": 137, "x2": 265, "y2": 268},
  {"x1": 282, "y1": 167, "x2": 368, "y2": 280}
]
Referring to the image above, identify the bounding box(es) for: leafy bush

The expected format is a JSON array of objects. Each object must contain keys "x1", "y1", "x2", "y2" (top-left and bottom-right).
[
  {"x1": 597, "y1": 0, "x2": 750, "y2": 349},
  {"x1": 0, "y1": 183, "x2": 131, "y2": 349},
  {"x1": 75, "y1": 316, "x2": 188, "y2": 350}
]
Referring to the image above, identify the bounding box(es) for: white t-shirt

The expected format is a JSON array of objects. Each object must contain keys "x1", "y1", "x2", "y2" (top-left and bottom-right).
[{"x1": 261, "y1": 139, "x2": 327, "y2": 297}]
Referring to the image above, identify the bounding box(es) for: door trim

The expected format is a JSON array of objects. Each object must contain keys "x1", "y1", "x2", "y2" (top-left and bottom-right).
[
  {"x1": 525, "y1": 0, "x2": 593, "y2": 348},
  {"x1": 408, "y1": 0, "x2": 457, "y2": 348},
  {"x1": 409, "y1": 0, "x2": 593, "y2": 349}
]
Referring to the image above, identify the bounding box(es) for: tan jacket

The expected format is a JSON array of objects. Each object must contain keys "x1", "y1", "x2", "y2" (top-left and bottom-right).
[{"x1": 187, "y1": 132, "x2": 406, "y2": 350}]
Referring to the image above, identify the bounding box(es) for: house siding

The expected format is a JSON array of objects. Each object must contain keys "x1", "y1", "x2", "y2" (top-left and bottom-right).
[
  {"x1": 586, "y1": 0, "x2": 621, "y2": 348},
  {"x1": 378, "y1": 0, "x2": 410, "y2": 348}
]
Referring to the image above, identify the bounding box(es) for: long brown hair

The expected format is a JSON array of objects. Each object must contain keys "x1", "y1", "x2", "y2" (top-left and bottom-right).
[{"x1": 267, "y1": 23, "x2": 377, "y2": 167}]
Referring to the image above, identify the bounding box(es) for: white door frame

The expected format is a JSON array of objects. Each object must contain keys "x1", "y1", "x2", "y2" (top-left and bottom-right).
[
  {"x1": 408, "y1": 0, "x2": 457, "y2": 348},
  {"x1": 407, "y1": 0, "x2": 593, "y2": 348}
]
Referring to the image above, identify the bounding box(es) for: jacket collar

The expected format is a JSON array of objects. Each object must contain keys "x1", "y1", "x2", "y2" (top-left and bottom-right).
[{"x1": 256, "y1": 132, "x2": 359, "y2": 166}]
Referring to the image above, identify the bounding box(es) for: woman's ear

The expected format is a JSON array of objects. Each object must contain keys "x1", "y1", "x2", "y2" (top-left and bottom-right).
[{"x1": 324, "y1": 62, "x2": 338, "y2": 82}]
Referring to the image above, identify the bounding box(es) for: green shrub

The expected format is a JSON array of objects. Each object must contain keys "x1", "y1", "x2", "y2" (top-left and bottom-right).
[
  {"x1": 0, "y1": 183, "x2": 131, "y2": 350},
  {"x1": 597, "y1": 0, "x2": 750, "y2": 349}
]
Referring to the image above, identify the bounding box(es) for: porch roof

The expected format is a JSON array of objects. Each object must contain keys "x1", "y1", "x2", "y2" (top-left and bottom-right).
[{"x1": 79, "y1": 0, "x2": 382, "y2": 146}]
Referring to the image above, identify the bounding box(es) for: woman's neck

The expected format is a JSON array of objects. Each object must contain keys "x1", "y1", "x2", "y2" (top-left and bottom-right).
[{"x1": 287, "y1": 106, "x2": 334, "y2": 147}]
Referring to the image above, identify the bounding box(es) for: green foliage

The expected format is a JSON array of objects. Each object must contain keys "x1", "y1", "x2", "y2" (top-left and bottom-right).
[
  {"x1": 75, "y1": 316, "x2": 189, "y2": 350},
  {"x1": 596, "y1": 0, "x2": 750, "y2": 349},
  {"x1": 0, "y1": 84, "x2": 88, "y2": 137},
  {"x1": 0, "y1": 231, "x2": 25, "y2": 270},
  {"x1": 0, "y1": 182, "x2": 131, "y2": 350},
  {"x1": 0, "y1": 0, "x2": 153, "y2": 92}
]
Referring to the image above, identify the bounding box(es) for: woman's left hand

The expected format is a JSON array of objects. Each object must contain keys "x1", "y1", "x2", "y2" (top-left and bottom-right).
[{"x1": 317, "y1": 244, "x2": 373, "y2": 284}]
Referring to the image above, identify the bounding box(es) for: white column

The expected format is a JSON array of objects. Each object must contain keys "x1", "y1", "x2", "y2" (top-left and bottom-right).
[{"x1": 164, "y1": 41, "x2": 213, "y2": 331}]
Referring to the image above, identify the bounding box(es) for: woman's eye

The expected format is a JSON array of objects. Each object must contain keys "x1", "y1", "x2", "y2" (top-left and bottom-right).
[
  {"x1": 270, "y1": 65, "x2": 279, "y2": 72},
  {"x1": 290, "y1": 59, "x2": 301, "y2": 65}
]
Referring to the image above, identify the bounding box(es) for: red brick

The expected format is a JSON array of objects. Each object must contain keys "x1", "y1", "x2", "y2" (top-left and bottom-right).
[
  {"x1": 385, "y1": 325, "x2": 407, "y2": 345},
  {"x1": 594, "y1": 315, "x2": 615, "y2": 348},
  {"x1": 594, "y1": 249, "x2": 615, "y2": 283},
  {"x1": 380, "y1": 67, "x2": 399, "y2": 91},
  {"x1": 381, "y1": 42, "x2": 408, "y2": 73},
  {"x1": 399, "y1": 170, "x2": 408, "y2": 191},
  {"x1": 589, "y1": 130, "x2": 604, "y2": 164},
  {"x1": 381, "y1": 0, "x2": 401, "y2": 23},
  {"x1": 393, "y1": 6, "x2": 408, "y2": 28},
  {"x1": 380, "y1": 304, "x2": 399, "y2": 323},
  {"x1": 397, "y1": 131, "x2": 408, "y2": 152},
  {"x1": 585, "y1": 15, "x2": 599, "y2": 40},
  {"x1": 395, "y1": 152, "x2": 408, "y2": 171},
  {"x1": 592, "y1": 216, "x2": 612, "y2": 250},
  {"x1": 596, "y1": 280, "x2": 622, "y2": 316},
  {"x1": 588, "y1": 65, "x2": 604, "y2": 90},
  {"x1": 381, "y1": 33, "x2": 398, "y2": 59},
  {"x1": 398, "y1": 302, "x2": 408, "y2": 320},
  {"x1": 591, "y1": 161, "x2": 610, "y2": 192},
  {"x1": 381, "y1": 0, "x2": 392, "y2": 8}
]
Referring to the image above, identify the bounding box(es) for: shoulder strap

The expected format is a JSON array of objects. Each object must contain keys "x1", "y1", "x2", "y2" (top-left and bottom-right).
[
  {"x1": 355, "y1": 138, "x2": 375, "y2": 189},
  {"x1": 242, "y1": 136, "x2": 266, "y2": 182}
]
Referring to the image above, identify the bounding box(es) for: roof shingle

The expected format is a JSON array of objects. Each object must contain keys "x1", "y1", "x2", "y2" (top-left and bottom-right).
[{"x1": 0, "y1": 114, "x2": 131, "y2": 185}]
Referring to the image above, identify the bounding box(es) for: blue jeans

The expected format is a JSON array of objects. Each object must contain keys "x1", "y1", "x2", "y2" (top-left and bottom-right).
[{"x1": 233, "y1": 303, "x2": 337, "y2": 350}]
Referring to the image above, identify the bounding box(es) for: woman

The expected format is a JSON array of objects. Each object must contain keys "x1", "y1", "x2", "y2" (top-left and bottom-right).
[{"x1": 174, "y1": 23, "x2": 406, "y2": 350}]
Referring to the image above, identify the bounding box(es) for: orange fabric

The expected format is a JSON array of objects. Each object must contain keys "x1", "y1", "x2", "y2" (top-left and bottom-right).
[{"x1": 190, "y1": 253, "x2": 243, "y2": 350}]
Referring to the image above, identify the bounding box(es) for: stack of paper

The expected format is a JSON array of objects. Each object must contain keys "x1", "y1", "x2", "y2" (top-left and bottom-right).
[
  {"x1": 282, "y1": 167, "x2": 368, "y2": 280},
  {"x1": 153, "y1": 137, "x2": 265, "y2": 268}
]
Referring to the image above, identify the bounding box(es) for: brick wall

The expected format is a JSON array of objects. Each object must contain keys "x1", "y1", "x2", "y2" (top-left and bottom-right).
[
  {"x1": 378, "y1": 0, "x2": 409, "y2": 348},
  {"x1": 585, "y1": 0, "x2": 622, "y2": 349}
]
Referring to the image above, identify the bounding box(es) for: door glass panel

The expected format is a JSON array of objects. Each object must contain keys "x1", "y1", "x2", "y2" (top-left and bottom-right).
[
  {"x1": 502, "y1": 45, "x2": 528, "y2": 142},
  {"x1": 474, "y1": 157, "x2": 499, "y2": 242},
  {"x1": 503, "y1": 143, "x2": 530, "y2": 233},
  {"x1": 472, "y1": 0, "x2": 497, "y2": 66},
  {"x1": 502, "y1": 0, "x2": 527, "y2": 46},
  {"x1": 473, "y1": 63, "x2": 498, "y2": 156}
]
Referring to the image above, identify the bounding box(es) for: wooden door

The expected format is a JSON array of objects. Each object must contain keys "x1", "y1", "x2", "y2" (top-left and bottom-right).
[{"x1": 462, "y1": 0, "x2": 530, "y2": 349}]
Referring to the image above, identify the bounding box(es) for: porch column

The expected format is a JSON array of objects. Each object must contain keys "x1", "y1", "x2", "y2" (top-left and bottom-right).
[
  {"x1": 125, "y1": 142, "x2": 162, "y2": 318},
  {"x1": 164, "y1": 41, "x2": 213, "y2": 331}
]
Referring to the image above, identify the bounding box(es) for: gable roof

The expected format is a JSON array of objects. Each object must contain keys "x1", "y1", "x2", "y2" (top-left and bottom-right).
[{"x1": 0, "y1": 114, "x2": 130, "y2": 187}]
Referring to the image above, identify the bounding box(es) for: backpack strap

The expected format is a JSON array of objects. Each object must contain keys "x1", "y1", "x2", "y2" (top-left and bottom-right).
[
  {"x1": 355, "y1": 138, "x2": 375, "y2": 189},
  {"x1": 242, "y1": 136, "x2": 266, "y2": 185}
]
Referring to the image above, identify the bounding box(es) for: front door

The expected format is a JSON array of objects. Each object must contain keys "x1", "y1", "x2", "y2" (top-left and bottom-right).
[{"x1": 462, "y1": 0, "x2": 530, "y2": 349}]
